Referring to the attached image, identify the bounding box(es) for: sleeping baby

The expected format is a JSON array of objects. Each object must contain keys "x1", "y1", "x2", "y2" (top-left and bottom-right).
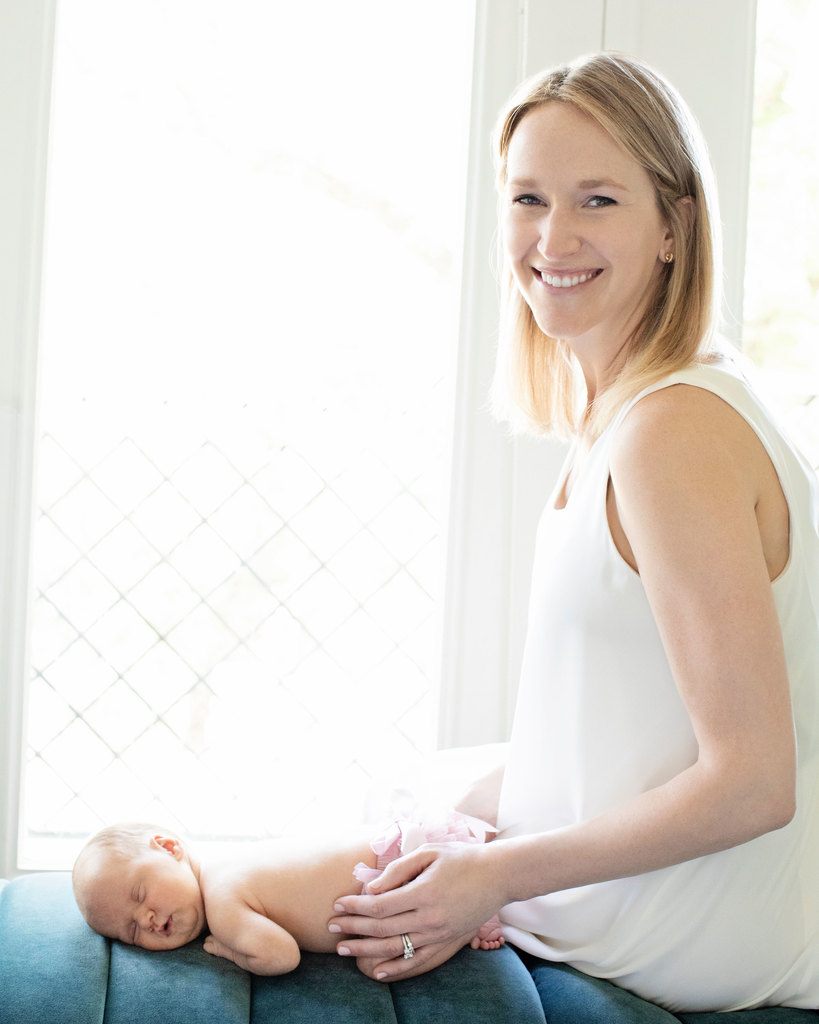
[{"x1": 71, "y1": 811, "x2": 504, "y2": 977}]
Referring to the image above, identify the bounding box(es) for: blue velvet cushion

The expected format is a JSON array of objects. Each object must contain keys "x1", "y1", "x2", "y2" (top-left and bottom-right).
[
  {"x1": 0, "y1": 872, "x2": 110, "y2": 1024},
  {"x1": 0, "y1": 873, "x2": 545, "y2": 1023}
]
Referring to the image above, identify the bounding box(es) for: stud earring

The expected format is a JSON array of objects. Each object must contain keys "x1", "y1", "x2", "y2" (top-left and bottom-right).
[{"x1": 664, "y1": 252, "x2": 674, "y2": 263}]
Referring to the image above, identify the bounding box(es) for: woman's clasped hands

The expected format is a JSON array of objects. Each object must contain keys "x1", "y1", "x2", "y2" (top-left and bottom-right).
[{"x1": 327, "y1": 840, "x2": 507, "y2": 982}]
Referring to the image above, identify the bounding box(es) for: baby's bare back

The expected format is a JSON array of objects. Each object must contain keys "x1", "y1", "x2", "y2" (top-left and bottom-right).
[{"x1": 202, "y1": 826, "x2": 378, "y2": 953}]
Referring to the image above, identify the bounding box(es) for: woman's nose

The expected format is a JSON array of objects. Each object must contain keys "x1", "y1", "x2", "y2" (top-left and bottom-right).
[{"x1": 537, "y1": 208, "x2": 582, "y2": 261}]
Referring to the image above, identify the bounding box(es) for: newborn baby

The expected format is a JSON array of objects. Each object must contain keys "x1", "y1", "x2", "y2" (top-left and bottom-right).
[{"x1": 71, "y1": 812, "x2": 504, "y2": 976}]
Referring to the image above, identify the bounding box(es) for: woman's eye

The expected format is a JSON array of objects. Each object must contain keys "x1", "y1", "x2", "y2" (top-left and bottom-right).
[
  {"x1": 513, "y1": 194, "x2": 541, "y2": 206},
  {"x1": 587, "y1": 195, "x2": 615, "y2": 208}
]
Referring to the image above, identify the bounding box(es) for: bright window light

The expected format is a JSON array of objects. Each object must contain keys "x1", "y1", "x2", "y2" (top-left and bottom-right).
[
  {"x1": 22, "y1": 0, "x2": 475, "y2": 868},
  {"x1": 744, "y1": 0, "x2": 819, "y2": 467}
]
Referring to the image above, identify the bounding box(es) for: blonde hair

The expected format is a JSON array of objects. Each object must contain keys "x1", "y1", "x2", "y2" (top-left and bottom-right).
[
  {"x1": 488, "y1": 51, "x2": 728, "y2": 442},
  {"x1": 72, "y1": 821, "x2": 180, "y2": 903}
]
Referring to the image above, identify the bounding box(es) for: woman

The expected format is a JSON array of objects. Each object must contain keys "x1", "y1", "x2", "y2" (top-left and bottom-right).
[{"x1": 327, "y1": 52, "x2": 819, "y2": 1017}]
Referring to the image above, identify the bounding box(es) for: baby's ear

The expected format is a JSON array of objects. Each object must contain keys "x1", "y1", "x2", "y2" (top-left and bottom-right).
[{"x1": 151, "y1": 834, "x2": 183, "y2": 859}]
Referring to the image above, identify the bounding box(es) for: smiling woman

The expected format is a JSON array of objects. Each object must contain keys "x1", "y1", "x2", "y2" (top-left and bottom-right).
[{"x1": 324, "y1": 51, "x2": 819, "y2": 1017}]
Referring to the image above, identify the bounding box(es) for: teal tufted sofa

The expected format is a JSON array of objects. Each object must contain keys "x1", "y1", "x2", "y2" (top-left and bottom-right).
[
  {"x1": 5, "y1": 874, "x2": 819, "y2": 1023},
  {"x1": 0, "y1": 872, "x2": 546, "y2": 1023}
]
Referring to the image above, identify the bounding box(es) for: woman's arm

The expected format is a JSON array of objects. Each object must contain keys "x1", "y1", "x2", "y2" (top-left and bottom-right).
[
  {"x1": 500, "y1": 385, "x2": 796, "y2": 896},
  {"x1": 328, "y1": 386, "x2": 797, "y2": 979}
]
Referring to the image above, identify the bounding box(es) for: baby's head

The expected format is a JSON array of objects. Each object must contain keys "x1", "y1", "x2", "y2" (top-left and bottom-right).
[{"x1": 72, "y1": 822, "x2": 206, "y2": 950}]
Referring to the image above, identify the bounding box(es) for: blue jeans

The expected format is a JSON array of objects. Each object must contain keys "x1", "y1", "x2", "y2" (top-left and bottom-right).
[{"x1": 514, "y1": 948, "x2": 819, "y2": 1023}]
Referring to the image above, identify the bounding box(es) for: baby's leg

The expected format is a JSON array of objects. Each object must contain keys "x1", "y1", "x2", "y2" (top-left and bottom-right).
[{"x1": 470, "y1": 915, "x2": 505, "y2": 951}]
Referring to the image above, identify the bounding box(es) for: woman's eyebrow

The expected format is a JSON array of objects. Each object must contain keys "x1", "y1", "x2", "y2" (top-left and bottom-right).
[
  {"x1": 507, "y1": 176, "x2": 629, "y2": 191},
  {"x1": 577, "y1": 177, "x2": 628, "y2": 190}
]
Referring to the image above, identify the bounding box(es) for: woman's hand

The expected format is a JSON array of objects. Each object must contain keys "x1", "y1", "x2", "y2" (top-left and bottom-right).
[
  {"x1": 354, "y1": 931, "x2": 478, "y2": 982},
  {"x1": 327, "y1": 840, "x2": 507, "y2": 981}
]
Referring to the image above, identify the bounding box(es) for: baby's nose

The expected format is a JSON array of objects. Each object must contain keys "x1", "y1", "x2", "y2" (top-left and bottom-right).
[{"x1": 136, "y1": 908, "x2": 156, "y2": 930}]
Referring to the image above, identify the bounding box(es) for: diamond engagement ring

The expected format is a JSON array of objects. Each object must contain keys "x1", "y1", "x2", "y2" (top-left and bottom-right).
[{"x1": 401, "y1": 933, "x2": 414, "y2": 959}]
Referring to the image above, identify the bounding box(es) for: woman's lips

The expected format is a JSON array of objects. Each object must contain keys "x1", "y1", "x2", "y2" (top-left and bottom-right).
[{"x1": 533, "y1": 267, "x2": 604, "y2": 291}]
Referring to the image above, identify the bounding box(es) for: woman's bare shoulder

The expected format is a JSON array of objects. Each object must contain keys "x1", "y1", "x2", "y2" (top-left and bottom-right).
[{"x1": 612, "y1": 382, "x2": 766, "y2": 503}]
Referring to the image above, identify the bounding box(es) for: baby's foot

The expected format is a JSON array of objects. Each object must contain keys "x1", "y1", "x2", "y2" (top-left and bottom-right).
[{"x1": 470, "y1": 915, "x2": 505, "y2": 951}]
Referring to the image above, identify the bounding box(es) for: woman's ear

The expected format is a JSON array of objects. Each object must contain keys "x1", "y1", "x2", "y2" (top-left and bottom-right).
[{"x1": 660, "y1": 195, "x2": 696, "y2": 259}]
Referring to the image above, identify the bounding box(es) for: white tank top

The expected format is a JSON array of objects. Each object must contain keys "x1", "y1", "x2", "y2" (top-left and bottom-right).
[{"x1": 497, "y1": 352, "x2": 819, "y2": 1013}]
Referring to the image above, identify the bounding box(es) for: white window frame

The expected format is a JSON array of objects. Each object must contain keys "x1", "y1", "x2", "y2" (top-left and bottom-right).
[
  {"x1": 0, "y1": 0, "x2": 57, "y2": 880},
  {"x1": 0, "y1": 0, "x2": 756, "y2": 877}
]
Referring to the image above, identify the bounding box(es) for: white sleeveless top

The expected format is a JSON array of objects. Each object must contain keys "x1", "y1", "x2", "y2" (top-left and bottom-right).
[{"x1": 497, "y1": 352, "x2": 819, "y2": 1013}]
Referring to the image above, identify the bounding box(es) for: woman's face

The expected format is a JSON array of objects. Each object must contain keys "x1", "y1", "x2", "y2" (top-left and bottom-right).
[{"x1": 501, "y1": 101, "x2": 672, "y2": 355}]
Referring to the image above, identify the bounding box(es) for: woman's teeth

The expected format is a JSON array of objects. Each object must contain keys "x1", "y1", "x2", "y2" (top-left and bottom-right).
[{"x1": 541, "y1": 269, "x2": 601, "y2": 288}]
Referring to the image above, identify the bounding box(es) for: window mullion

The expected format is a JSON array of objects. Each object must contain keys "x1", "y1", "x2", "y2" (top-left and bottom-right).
[{"x1": 0, "y1": 0, "x2": 57, "y2": 878}]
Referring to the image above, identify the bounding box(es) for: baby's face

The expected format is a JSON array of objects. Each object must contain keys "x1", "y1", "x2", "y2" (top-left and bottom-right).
[{"x1": 81, "y1": 836, "x2": 206, "y2": 950}]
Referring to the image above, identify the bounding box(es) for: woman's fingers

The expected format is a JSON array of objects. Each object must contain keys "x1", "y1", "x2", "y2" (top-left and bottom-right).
[
  {"x1": 333, "y1": 911, "x2": 422, "y2": 957},
  {"x1": 356, "y1": 931, "x2": 476, "y2": 983},
  {"x1": 328, "y1": 865, "x2": 430, "y2": 933},
  {"x1": 341, "y1": 931, "x2": 416, "y2": 966},
  {"x1": 364, "y1": 846, "x2": 434, "y2": 894},
  {"x1": 328, "y1": 893, "x2": 415, "y2": 933},
  {"x1": 336, "y1": 926, "x2": 419, "y2": 960}
]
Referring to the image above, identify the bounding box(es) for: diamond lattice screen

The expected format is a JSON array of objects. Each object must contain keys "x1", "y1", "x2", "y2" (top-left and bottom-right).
[{"x1": 21, "y1": 0, "x2": 474, "y2": 867}]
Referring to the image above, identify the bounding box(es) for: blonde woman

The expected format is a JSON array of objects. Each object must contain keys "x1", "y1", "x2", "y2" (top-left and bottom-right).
[{"x1": 327, "y1": 53, "x2": 819, "y2": 1020}]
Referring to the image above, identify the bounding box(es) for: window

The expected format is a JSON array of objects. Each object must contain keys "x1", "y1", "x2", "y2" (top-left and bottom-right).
[
  {"x1": 21, "y1": 0, "x2": 475, "y2": 868},
  {"x1": 744, "y1": 0, "x2": 819, "y2": 469}
]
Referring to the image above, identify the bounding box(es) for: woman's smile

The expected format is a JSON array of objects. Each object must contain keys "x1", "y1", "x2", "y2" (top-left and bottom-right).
[{"x1": 533, "y1": 267, "x2": 604, "y2": 291}]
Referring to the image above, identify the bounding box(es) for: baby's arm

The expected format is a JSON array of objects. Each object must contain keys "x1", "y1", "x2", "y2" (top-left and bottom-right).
[{"x1": 204, "y1": 901, "x2": 300, "y2": 976}]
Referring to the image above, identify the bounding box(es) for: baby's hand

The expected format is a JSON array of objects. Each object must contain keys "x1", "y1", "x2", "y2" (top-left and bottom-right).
[
  {"x1": 203, "y1": 935, "x2": 255, "y2": 973},
  {"x1": 203, "y1": 928, "x2": 301, "y2": 976}
]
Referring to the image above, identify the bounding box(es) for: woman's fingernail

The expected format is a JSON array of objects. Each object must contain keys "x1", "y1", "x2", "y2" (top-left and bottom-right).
[
  {"x1": 376, "y1": 972, "x2": 388, "y2": 980},
  {"x1": 338, "y1": 946, "x2": 351, "y2": 956},
  {"x1": 328, "y1": 924, "x2": 341, "y2": 933},
  {"x1": 333, "y1": 903, "x2": 345, "y2": 913}
]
